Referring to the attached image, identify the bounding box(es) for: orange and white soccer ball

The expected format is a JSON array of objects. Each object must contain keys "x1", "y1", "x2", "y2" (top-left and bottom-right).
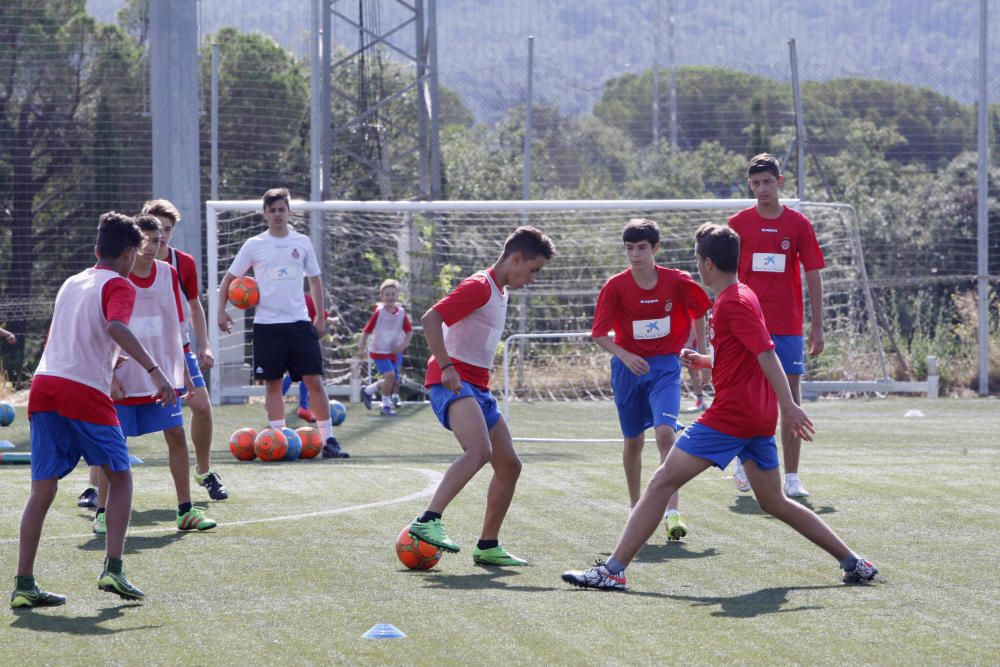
[
  {"x1": 227, "y1": 276, "x2": 260, "y2": 310},
  {"x1": 229, "y1": 427, "x2": 257, "y2": 461},
  {"x1": 254, "y1": 427, "x2": 288, "y2": 462},
  {"x1": 395, "y1": 526, "x2": 442, "y2": 570},
  {"x1": 296, "y1": 426, "x2": 323, "y2": 459}
]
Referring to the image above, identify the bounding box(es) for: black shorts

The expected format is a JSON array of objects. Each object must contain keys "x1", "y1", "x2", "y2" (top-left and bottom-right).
[{"x1": 253, "y1": 321, "x2": 323, "y2": 381}]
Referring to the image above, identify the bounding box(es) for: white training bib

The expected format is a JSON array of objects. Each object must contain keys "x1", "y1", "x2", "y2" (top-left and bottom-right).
[
  {"x1": 632, "y1": 315, "x2": 670, "y2": 340},
  {"x1": 752, "y1": 252, "x2": 786, "y2": 273}
]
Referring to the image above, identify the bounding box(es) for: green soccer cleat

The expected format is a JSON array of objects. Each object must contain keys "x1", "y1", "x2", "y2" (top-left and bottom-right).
[
  {"x1": 93, "y1": 511, "x2": 107, "y2": 535},
  {"x1": 177, "y1": 506, "x2": 217, "y2": 531},
  {"x1": 408, "y1": 517, "x2": 460, "y2": 553},
  {"x1": 98, "y1": 568, "x2": 145, "y2": 601},
  {"x1": 666, "y1": 513, "x2": 688, "y2": 541},
  {"x1": 10, "y1": 585, "x2": 67, "y2": 609},
  {"x1": 472, "y1": 544, "x2": 528, "y2": 566}
]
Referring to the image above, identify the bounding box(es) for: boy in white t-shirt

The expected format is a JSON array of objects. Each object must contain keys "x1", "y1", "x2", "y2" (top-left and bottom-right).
[
  {"x1": 217, "y1": 188, "x2": 348, "y2": 459},
  {"x1": 357, "y1": 279, "x2": 413, "y2": 416}
]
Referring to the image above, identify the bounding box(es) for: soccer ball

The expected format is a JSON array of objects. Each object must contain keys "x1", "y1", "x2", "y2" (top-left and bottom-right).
[
  {"x1": 229, "y1": 427, "x2": 257, "y2": 461},
  {"x1": 280, "y1": 426, "x2": 302, "y2": 461},
  {"x1": 0, "y1": 402, "x2": 14, "y2": 427},
  {"x1": 395, "y1": 526, "x2": 442, "y2": 571},
  {"x1": 296, "y1": 427, "x2": 322, "y2": 459},
  {"x1": 254, "y1": 427, "x2": 288, "y2": 462},
  {"x1": 227, "y1": 276, "x2": 260, "y2": 310},
  {"x1": 329, "y1": 399, "x2": 347, "y2": 426}
]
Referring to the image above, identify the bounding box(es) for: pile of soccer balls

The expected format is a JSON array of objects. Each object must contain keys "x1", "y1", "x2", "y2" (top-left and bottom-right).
[{"x1": 229, "y1": 400, "x2": 347, "y2": 462}]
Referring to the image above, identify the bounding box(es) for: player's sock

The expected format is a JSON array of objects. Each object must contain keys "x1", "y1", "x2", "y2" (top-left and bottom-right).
[
  {"x1": 665, "y1": 509, "x2": 680, "y2": 517},
  {"x1": 15, "y1": 575, "x2": 35, "y2": 590},
  {"x1": 105, "y1": 557, "x2": 124, "y2": 575},
  {"x1": 476, "y1": 539, "x2": 499, "y2": 550},
  {"x1": 417, "y1": 510, "x2": 441, "y2": 524},
  {"x1": 840, "y1": 553, "x2": 860, "y2": 571},
  {"x1": 382, "y1": 395, "x2": 392, "y2": 408},
  {"x1": 96, "y1": 507, "x2": 106, "y2": 515},
  {"x1": 785, "y1": 472, "x2": 800, "y2": 482},
  {"x1": 178, "y1": 501, "x2": 192, "y2": 516},
  {"x1": 604, "y1": 557, "x2": 626, "y2": 575},
  {"x1": 317, "y1": 418, "x2": 333, "y2": 442},
  {"x1": 269, "y1": 419, "x2": 286, "y2": 429}
]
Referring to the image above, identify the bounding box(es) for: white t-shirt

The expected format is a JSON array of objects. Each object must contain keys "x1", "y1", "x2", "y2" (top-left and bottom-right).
[{"x1": 226, "y1": 229, "x2": 321, "y2": 325}]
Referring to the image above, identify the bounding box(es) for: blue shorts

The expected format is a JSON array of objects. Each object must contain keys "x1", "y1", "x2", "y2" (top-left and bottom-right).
[
  {"x1": 29, "y1": 412, "x2": 131, "y2": 481},
  {"x1": 373, "y1": 354, "x2": 403, "y2": 377},
  {"x1": 185, "y1": 351, "x2": 206, "y2": 389},
  {"x1": 115, "y1": 398, "x2": 184, "y2": 438},
  {"x1": 674, "y1": 422, "x2": 780, "y2": 471},
  {"x1": 429, "y1": 382, "x2": 502, "y2": 432},
  {"x1": 772, "y1": 335, "x2": 804, "y2": 375},
  {"x1": 611, "y1": 355, "x2": 683, "y2": 439}
]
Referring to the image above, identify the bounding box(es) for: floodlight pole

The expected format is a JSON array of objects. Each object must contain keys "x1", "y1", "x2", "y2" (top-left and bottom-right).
[
  {"x1": 788, "y1": 38, "x2": 806, "y2": 199},
  {"x1": 518, "y1": 35, "x2": 536, "y2": 387},
  {"x1": 652, "y1": 0, "x2": 660, "y2": 145},
  {"x1": 210, "y1": 42, "x2": 219, "y2": 201},
  {"x1": 976, "y1": 0, "x2": 989, "y2": 396}
]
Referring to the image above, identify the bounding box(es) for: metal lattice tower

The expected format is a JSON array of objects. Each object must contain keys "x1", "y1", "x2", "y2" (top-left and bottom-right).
[{"x1": 313, "y1": 0, "x2": 441, "y2": 201}]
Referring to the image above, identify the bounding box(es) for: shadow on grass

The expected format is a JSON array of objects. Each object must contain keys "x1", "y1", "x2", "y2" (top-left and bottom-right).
[
  {"x1": 417, "y1": 567, "x2": 561, "y2": 593},
  {"x1": 128, "y1": 508, "x2": 178, "y2": 526},
  {"x1": 629, "y1": 542, "x2": 720, "y2": 563},
  {"x1": 728, "y1": 495, "x2": 837, "y2": 517},
  {"x1": 650, "y1": 584, "x2": 842, "y2": 617},
  {"x1": 77, "y1": 531, "x2": 184, "y2": 555},
  {"x1": 10, "y1": 603, "x2": 159, "y2": 634}
]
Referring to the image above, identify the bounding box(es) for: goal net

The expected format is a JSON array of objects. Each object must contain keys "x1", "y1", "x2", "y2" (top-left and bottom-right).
[{"x1": 206, "y1": 199, "x2": 887, "y2": 437}]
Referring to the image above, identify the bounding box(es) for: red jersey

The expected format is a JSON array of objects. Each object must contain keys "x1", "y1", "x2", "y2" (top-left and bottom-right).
[
  {"x1": 698, "y1": 283, "x2": 778, "y2": 438},
  {"x1": 28, "y1": 267, "x2": 136, "y2": 426},
  {"x1": 424, "y1": 270, "x2": 503, "y2": 390},
  {"x1": 166, "y1": 247, "x2": 199, "y2": 301},
  {"x1": 592, "y1": 266, "x2": 710, "y2": 357},
  {"x1": 728, "y1": 206, "x2": 825, "y2": 336}
]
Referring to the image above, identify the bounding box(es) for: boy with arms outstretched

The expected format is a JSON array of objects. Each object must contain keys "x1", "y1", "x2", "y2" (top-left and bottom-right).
[
  {"x1": 92, "y1": 214, "x2": 217, "y2": 535},
  {"x1": 592, "y1": 218, "x2": 710, "y2": 539},
  {"x1": 217, "y1": 188, "x2": 348, "y2": 459},
  {"x1": 358, "y1": 279, "x2": 413, "y2": 416},
  {"x1": 562, "y1": 223, "x2": 877, "y2": 591},
  {"x1": 728, "y1": 153, "x2": 825, "y2": 498},
  {"x1": 407, "y1": 226, "x2": 556, "y2": 565},
  {"x1": 12, "y1": 212, "x2": 175, "y2": 607}
]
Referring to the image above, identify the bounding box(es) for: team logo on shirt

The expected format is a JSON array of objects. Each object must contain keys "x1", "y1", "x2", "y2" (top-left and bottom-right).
[
  {"x1": 291, "y1": 248, "x2": 300, "y2": 260},
  {"x1": 781, "y1": 238, "x2": 791, "y2": 250},
  {"x1": 664, "y1": 299, "x2": 673, "y2": 313}
]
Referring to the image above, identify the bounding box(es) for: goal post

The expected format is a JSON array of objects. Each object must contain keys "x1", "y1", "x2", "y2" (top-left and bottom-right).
[{"x1": 205, "y1": 197, "x2": 931, "y2": 414}]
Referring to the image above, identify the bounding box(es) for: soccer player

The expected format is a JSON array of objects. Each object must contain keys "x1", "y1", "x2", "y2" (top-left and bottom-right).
[
  {"x1": 407, "y1": 226, "x2": 556, "y2": 566},
  {"x1": 11, "y1": 212, "x2": 175, "y2": 607},
  {"x1": 358, "y1": 279, "x2": 414, "y2": 416},
  {"x1": 282, "y1": 290, "x2": 338, "y2": 423},
  {"x1": 216, "y1": 188, "x2": 348, "y2": 459},
  {"x1": 93, "y1": 214, "x2": 217, "y2": 535},
  {"x1": 728, "y1": 153, "x2": 825, "y2": 498},
  {"x1": 145, "y1": 199, "x2": 228, "y2": 500},
  {"x1": 591, "y1": 218, "x2": 710, "y2": 540},
  {"x1": 561, "y1": 223, "x2": 877, "y2": 591}
]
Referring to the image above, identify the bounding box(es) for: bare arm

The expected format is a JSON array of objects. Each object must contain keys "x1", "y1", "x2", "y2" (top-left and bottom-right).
[
  {"x1": 757, "y1": 348, "x2": 814, "y2": 441},
  {"x1": 217, "y1": 272, "x2": 237, "y2": 333},
  {"x1": 107, "y1": 321, "x2": 175, "y2": 407},
  {"x1": 188, "y1": 296, "x2": 215, "y2": 369},
  {"x1": 804, "y1": 269, "x2": 824, "y2": 356},
  {"x1": 356, "y1": 331, "x2": 370, "y2": 358},
  {"x1": 422, "y1": 307, "x2": 460, "y2": 392},
  {"x1": 593, "y1": 335, "x2": 649, "y2": 376},
  {"x1": 693, "y1": 316, "x2": 706, "y2": 352},
  {"x1": 307, "y1": 275, "x2": 325, "y2": 334}
]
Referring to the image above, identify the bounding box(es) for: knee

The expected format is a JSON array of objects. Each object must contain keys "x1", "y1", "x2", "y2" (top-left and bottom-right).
[
  {"x1": 188, "y1": 390, "x2": 211, "y2": 416},
  {"x1": 757, "y1": 493, "x2": 792, "y2": 517},
  {"x1": 496, "y1": 455, "x2": 522, "y2": 480},
  {"x1": 383, "y1": 371, "x2": 396, "y2": 382}
]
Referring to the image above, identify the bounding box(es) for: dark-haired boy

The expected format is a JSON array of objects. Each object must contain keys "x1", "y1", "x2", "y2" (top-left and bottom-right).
[
  {"x1": 562, "y1": 223, "x2": 876, "y2": 591},
  {"x1": 407, "y1": 226, "x2": 556, "y2": 566},
  {"x1": 728, "y1": 153, "x2": 825, "y2": 498},
  {"x1": 12, "y1": 212, "x2": 175, "y2": 607},
  {"x1": 217, "y1": 188, "x2": 348, "y2": 459},
  {"x1": 592, "y1": 218, "x2": 710, "y2": 540}
]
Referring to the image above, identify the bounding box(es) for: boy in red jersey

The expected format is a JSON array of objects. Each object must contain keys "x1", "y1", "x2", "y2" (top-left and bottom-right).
[
  {"x1": 12, "y1": 212, "x2": 175, "y2": 607},
  {"x1": 562, "y1": 223, "x2": 877, "y2": 591},
  {"x1": 407, "y1": 227, "x2": 556, "y2": 566},
  {"x1": 357, "y1": 279, "x2": 414, "y2": 416},
  {"x1": 592, "y1": 218, "x2": 710, "y2": 540},
  {"x1": 728, "y1": 153, "x2": 825, "y2": 498}
]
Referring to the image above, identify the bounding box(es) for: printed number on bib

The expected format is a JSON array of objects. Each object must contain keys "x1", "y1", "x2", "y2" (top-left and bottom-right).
[
  {"x1": 632, "y1": 316, "x2": 670, "y2": 340},
  {"x1": 752, "y1": 252, "x2": 786, "y2": 273}
]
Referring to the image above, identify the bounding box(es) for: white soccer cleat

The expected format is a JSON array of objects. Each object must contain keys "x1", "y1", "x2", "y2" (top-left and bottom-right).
[
  {"x1": 843, "y1": 558, "x2": 878, "y2": 583},
  {"x1": 783, "y1": 477, "x2": 810, "y2": 497},
  {"x1": 561, "y1": 562, "x2": 626, "y2": 591},
  {"x1": 732, "y1": 462, "x2": 751, "y2": 493}
]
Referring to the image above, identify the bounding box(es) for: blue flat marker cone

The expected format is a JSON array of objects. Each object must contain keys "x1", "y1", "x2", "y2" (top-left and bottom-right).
[
  {"x1": 128, "y1": 454, "x2": 144, "y2": 465},
  {"x1": 362, "y1": 623, "x2": 406, "y2": 639},
  {"x1": 0, "y1": 440, "x2": 15, "y2": 449}
]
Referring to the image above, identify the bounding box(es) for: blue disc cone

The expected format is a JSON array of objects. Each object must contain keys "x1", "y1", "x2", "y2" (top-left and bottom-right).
[
  {"x1": 0, "y1": 440, "x2": 15, "y2": 449},
  {"x1": 128, "y1": 454, "x2": 144, "y2": 465},
  {"x1": 362, "y1": 623, "x2": 406, "y2": 639}
]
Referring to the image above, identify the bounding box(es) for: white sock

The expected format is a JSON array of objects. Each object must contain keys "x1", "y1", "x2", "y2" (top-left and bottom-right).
[
  {"x1": 392, "y1": 393, "x2": 400, "y2": 401},
  {"x1": 665, "y1": 509, "x2": 680, "y2": 517},
  {"x1": 317, "y1": 418, "x2": 333, "y2": 441},
  {"x1": 268, "y1": 419, "x2": 286, "y2": 429},
  {"x1": 382, "y1": 395, "x2": 392, "y2": 407},
  {"x1": 365, "y1": 381, "x2": 380, "y2": 395},
  {"x1": 785, "y1": 472, "x2": 800, "y2": 482}
]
